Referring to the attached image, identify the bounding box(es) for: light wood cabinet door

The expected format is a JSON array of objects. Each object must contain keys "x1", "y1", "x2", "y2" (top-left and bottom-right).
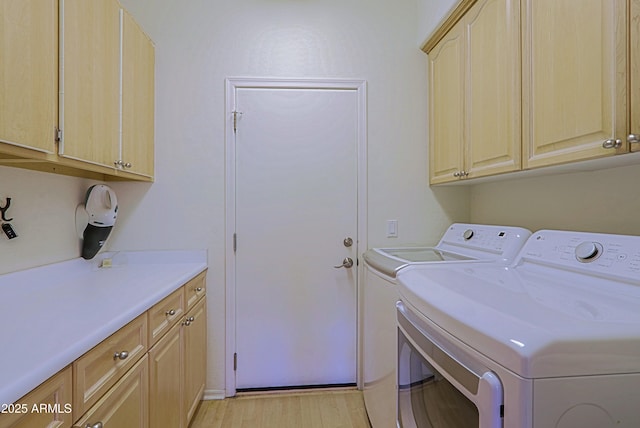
[
  {"x1": 60, "y1": 0, "x2": 121, "y2": 168},
  {"x1": 184, "y1": 298, "x2": 207, "y2": 426},
  {"x1": 0, "y1": 0, "x2": 57, "y2": 154},
  {"x1": 429, "y1": 0, "x2": 519, "y2": 184},
  {"x1": 464, "y1": 0, "x2": 520, "y2": 178},
  {"x1": 429, "y1": 20, "x2": 465, "y2": 184},
  {"x1": 122, "y1": 10, "x2": 155, "y2": 177},
  {"x1": 149, "y1": 322, "x2": 183, "y2": 428},
  {"x1": 631, "y1": 0, "x2": 640, "y2": 152},
  {"x1": 522, "y1": 0, "x2": 628, "y2": 167},
  {"x1": 0, "y1": 367, "x2": 72, "y2": 428},
  {"x1": 73, "y1": 356, "x2": 149, "y2": 428}
]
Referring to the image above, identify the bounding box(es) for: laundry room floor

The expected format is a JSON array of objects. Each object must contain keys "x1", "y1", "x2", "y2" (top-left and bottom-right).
[{"x1": 189, "y1": 389, "x2": 371, "y2": 428}]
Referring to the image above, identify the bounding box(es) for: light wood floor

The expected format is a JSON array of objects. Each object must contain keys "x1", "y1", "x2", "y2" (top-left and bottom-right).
[{"x1": 189, "y1": 389, "x2": 371, "y2": 428}]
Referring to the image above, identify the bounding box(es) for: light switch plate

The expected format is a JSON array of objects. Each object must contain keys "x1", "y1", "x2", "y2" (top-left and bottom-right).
[{"x1": 386, "y1": 220, "x2": 398, "y2": 238}]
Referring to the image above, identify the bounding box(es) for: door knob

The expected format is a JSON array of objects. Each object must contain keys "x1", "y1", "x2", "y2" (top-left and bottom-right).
[
  {"x1": 334, "y1": 258, "x2": 354, "y2": 269},
  {"x1": 343, "y1": 237, "x2": 353, "y2": 247}
]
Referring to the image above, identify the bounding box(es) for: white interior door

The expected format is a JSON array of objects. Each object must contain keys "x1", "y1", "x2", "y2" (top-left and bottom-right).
[{"x1": 234, "y1": 84, "x2": 359, "y2": 390}]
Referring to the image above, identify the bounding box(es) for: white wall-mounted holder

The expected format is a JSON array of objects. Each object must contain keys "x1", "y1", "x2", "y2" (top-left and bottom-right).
[{"x1": 75, "y1": 203, "x2": 89, "y2": 239}]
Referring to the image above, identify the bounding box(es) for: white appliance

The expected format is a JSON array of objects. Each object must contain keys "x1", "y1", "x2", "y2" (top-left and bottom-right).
[
  {"x1": 362, "y1": 223, "x2": 531, "y2": 428},
  {"x1": 396, "y1": 229, "x2": 640, "y2": 428}
]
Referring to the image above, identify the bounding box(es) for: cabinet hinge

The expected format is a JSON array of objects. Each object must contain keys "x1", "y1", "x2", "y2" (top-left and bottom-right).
[
  {"x1": 233, "y1": 233, "x2": 237, "y2": 253},
  {"x1": 55, "y1": 127, "x2": 62, "y2": 142},
  {"x1": 232, "y1": 111, "x2": 243, "y2": 134},
  {"x1": 234, "y1": 352, "x2": 238, "y2": 371}
]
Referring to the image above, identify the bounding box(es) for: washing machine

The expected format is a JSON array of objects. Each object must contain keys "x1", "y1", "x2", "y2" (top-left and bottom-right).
[
  {"x1": 362, "y1": 223, "x2": 531, "y2": 427},
  {"x1": 396, "y1": 229, "x2": 640, "y2": 427}
]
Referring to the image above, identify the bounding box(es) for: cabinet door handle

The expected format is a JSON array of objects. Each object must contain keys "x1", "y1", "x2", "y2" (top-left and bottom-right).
[
  {"x1": 629, "y1": 134, "x2": 640, "y2": 144},
  {"x1": 113, "y1": 351, "x2": 129, "y2": 360},
  {"x1": 165, "y1": 309, "x2": 176, "y2": 316},
  {"x1": 453, "y1": 171, "x2": 460, "y2": 177},
  {"x1": 195, "y1": 287, "x2": 203, "y2": 292},
  {"x1": 85, "y1": 423, "x2": 103, "y2": 428},
  {"x1": 602, "y1": 138, "x2": 623, "y2": 149}
]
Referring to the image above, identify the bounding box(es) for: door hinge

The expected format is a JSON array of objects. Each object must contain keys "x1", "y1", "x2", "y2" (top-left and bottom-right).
[
  {"x1": 233, "y1": 233, "x2": 237, "y2": 252},
  {"x1": 232, "y1": 111, "x2": 243, "y2": 134},
  {"x1": 233, "y1": 352, "x2": 238, "y2": 371},
  {"x1": 55, "y1": 127, "x2": 62, "y2": 142}
]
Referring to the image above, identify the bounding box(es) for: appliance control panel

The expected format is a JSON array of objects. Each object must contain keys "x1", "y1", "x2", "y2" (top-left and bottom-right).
[
  {"x1": 438, "y1": 223, "x2": 531, "y2": 259},
  {"x1": 520, "y1": 230, "x2": 640, "y2": 279}
]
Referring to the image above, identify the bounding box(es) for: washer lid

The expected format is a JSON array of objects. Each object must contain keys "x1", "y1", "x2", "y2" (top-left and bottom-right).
[
  {"x1": 398, "y1": 258, "x2": 640, "y2": 379},
  {"x1": 363, "y1": 247, "x2": 473, "y2": 278}
]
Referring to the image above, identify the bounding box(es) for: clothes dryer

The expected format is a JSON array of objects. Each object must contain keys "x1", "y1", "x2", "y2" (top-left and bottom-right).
[
  {"x1": 362, "y1": 223, "x2": 530, "y2": 427},
  {"x1": 397, "y1": 229, "x2": 640, "y2": 428}
]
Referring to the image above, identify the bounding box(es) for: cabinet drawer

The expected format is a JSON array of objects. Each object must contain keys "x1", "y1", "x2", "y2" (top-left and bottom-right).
[
  {"x1": 73, "y1": 355, "x2": 149, "y2": 428},
  {"x1": 148, "y1": 286, "x2": 185, "y2": 347},
  {"x1": 184, "y1": 270, "x2": 207, "y2": 312},
  {"x1": 0, "y1": 366, "x2": 73, "y2": 428},
  {"x1": 73, "y1": 313, "x2": 147, "y2": 417}
]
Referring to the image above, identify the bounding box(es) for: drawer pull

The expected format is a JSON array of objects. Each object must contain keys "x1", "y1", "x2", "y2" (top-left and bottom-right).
[
  {"x1": 195, "y1": 287, "x2": 203, "y2": 292},
  {"x1": 113, "y1": 351, "x2": 129, "y2": 360},
  {"x1": 165, "y1": 309, "x2": 176, "y2": 316},
  {"x1": 85, "y1": 422, "x2": 103, "y2": 428}
]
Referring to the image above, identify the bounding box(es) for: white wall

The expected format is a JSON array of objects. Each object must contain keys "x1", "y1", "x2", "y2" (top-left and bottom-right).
[
  {"x1": 0, "y1": 166, "x2": 96, "y2": 275},
  {"x1": 107, "y1": 0, "x2": 469, "y2": 396},
  {"x1": 469, "y1": 165, "x2": 640, "y2": 236},
  {"x1": 417, "y1": 0, "x2": 458, "y2": 46}
]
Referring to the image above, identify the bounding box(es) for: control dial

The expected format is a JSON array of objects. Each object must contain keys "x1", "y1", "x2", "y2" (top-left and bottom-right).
[
  {"x1": 463, "y1": 229, "x2": 474, "y2": 240},
  {"x1": 575, "y1": 241, "x2": 601, "y2": 262}
]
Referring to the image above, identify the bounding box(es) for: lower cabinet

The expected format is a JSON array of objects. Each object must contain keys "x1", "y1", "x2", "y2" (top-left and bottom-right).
[
  {"x1": 73, "y1": 314, "x2": 148, "y2": 418},
  {"x1": 149, "y1": 322, "x2": 183, "y2": 428},
  {"x1": 184, "y1": 298, "x2": 207, "y2": 425},
  {"x1": 149, "y1": 296, "x2": 207, "y2": 428},
  {"x1": 73, "y1": 356, "x2": 149, "y2": 428},
  {"x1": 0, "y1": 367, "x2": 73, "y2": 428},
  {"x1": 0, "y1": 271, "x2": 207, "y2": 428}
]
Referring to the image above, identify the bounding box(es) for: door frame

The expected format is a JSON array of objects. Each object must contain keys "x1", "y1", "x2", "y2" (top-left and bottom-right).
[{"x1": 224, "y1": 77, "x2": 368, "y2": 396}]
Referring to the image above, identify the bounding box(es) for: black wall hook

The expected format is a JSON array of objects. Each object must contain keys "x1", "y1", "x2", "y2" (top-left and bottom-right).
[{"x1": 0, "y1": 197, "x2": 13, "y2": 222}]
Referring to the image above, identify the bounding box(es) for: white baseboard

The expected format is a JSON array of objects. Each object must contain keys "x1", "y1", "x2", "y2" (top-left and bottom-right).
[{"x1": 203, "y1": 389, "x2": 226, "y2": 400}]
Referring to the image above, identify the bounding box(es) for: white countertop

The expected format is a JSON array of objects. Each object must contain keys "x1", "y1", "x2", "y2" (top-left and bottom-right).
[{"x1": 0, "y1": 250, "x2": 207, "y2": 406}]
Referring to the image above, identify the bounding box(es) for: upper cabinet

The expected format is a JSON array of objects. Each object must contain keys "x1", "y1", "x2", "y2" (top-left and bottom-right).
[
  {"x1": 61, "y1": 0, "x2": 121, "y2": 169},
  {"x1": 522, "y1": 0, "x2": 628, "y2": 168},
  {"x1": 429, "y1": 0, "x2": 520, "y2": 184},
  {"x1": 0, "y1": 0, "x2": 58, "y2": 154},
  {"x1": 122, "y1": 10, "x2": 155, "y2": 177},
  {"x1": 465, "y1": 0, "x2": 521, "y2": 178},
  {"x1": 0, "y1": 0, "x2": 154, "y2": 181},
  {"x1": 61, "y1": 0, "x2": 155, "y2": 179},
  {"x1": 426, "y1": 0, "x2": 638, "y2": 184},
  {"x1": 631, "y1": 0, "x2": 640, "y2": 153},
  {"x1": 429, "y1": 20, "x2": 465, "y2": 183}
]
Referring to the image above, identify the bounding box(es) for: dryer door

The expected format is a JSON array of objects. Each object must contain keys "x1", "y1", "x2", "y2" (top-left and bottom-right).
[{"x1": 397, "y1": 301, "x2": 503, "y2": 428}]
